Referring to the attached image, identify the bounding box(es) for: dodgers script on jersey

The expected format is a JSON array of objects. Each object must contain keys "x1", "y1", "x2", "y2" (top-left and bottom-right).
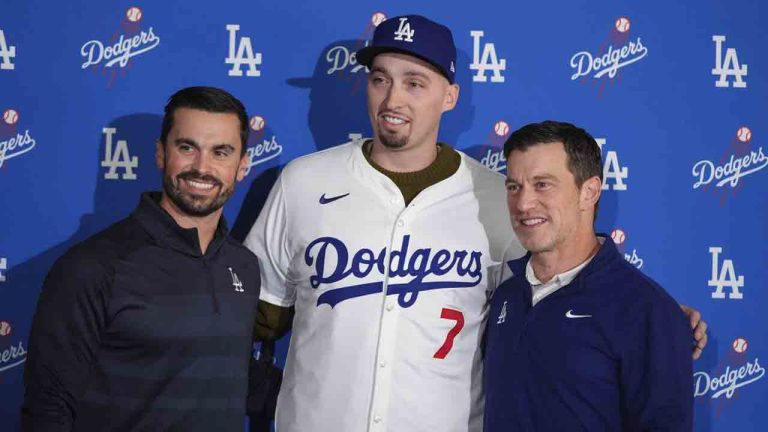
[{"x1": 244, "y1": 140, "x2": 524, "y2": 432}]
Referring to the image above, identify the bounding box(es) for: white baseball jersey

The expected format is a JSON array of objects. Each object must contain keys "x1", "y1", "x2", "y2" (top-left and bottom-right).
[{"x1": 244, "y1": 140, "x2": 524, "y2": 432}]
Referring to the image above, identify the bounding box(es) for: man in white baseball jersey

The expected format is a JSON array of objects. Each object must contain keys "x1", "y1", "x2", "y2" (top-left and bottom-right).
[
  {"x1": 245, "y1": 15, "x2": 707, "y2": 432},
  {"x1": 245, "y1": 15, "x2": 517, "y2": 431}
]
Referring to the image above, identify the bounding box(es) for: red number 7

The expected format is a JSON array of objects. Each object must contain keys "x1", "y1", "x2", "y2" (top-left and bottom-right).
[{"x1": 433, "y1": 308, "x2": 464, "y2": 359}]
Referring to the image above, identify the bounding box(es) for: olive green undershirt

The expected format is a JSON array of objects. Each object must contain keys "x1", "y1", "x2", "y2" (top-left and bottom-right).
[
  {"x1": 254, "y1": 140, "x2": 462, "y2": 342},
  {"x1": 362, "y1": 139, "x2": 462, "y2": 205}
]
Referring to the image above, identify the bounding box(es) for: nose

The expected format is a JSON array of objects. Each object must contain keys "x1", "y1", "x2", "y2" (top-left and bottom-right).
[
  {"x1": 509, "y1": 185, "x2": 536, "y2": 214},
  {"x1": 383, "y1": 82, "x2": 406, "y2": 111},
  {"x1": 191, "y1": 151, "x2": 213, "y2": 174}
]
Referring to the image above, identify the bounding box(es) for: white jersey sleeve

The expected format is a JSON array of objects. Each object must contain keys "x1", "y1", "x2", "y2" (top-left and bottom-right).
[{"x1": 243, "y1": 174, "x2": 296, "y2": 307}]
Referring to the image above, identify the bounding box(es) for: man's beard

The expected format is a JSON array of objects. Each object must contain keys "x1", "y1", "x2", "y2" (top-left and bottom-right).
[
  {"x1": 378, "y1": 128, "x2": 408, "y2": 149},
  {"x1": 162, "y1": 169, "x2": 234, "y2": 217}
]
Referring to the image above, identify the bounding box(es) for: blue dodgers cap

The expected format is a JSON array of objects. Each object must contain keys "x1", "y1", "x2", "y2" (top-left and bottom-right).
[{"x1": 357, "y1": 15, "x2": 457, "y2": 83}]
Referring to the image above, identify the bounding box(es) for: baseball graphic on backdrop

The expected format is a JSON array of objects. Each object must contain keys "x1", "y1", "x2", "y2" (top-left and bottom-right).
[
  {"x1": 371, "y1": 12, "x2": 387, "y2": 27},
  {"x1": 0, "y1": 321, "x2": 11, "y2": 337},
  {"x1": 610, "y1": 228, "x2": 626, "y2": 245},
  {"x1": 250, "y1": 115, "x2": 265, "y2": 131},
  {"x1": 3, "y1": 108, "x2": 19, "y2": 125},
  {"x1": 615, "y1": 17, "x2": 631, "y2": 33},
  {"x1": 126, "y1": 7, "x2": 142, "y2": 22},
  {"x1": 494, "y1": 121, "x2": 509, "y2": 137},
  {"x1": 736, "y1": 126, "x2": 752, "y2": 143},
  {"x1": 733, "y1": 337, "x2": 748, "y2": 354}
]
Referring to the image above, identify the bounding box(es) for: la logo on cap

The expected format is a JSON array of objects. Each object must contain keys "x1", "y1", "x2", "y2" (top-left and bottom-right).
[{"x1": 393, "y1": 17, "x2": 415, "y2": 42}]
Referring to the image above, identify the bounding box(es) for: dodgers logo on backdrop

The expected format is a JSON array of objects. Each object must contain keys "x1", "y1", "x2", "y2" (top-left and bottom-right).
[
  {"x1": 596, "y1": 138, "x2": 628, "y2": 190},
  {"x1": 323, "y1": 12, "x2": 387, "y2": 94},
  {"x1": 708, "y1": 246, "x2": 744, "y2": 300},
  {"x1": 475, "y1": 120, "x2": 510, "y2": 173},
  {"x1": 0, "y1": 257, "x2": 6, "y2": 282},
  {"x1": 712, "y1": 35, "x2": 747, "y2": 88},
  {"x1": 694, "y1": 337, "x2": 764, "y2": 417},
  {"x1": 101, "y1": 127, "x2": 138, "y2": 180},
  {"x1": 692, "y1": 127, "x2": 766, "y2": 205},
  {"x1": 0, "y1": 320, "x2": 27, "y2": 374},
  {"x1": 243, "y1": 115, "x2": 282, "y2": 176},
  {"x1": 0, "y1": 108, "x2": 38, "y2": 170},
  {"x1": 326, "y1": 40, "x2": 368, "y2": 76},
  {"x1": 470, "y1": 30, "x2": 506, "y2": 83},
  {"x1": 570, "y1": 17, "x2": 648, "y2": 97},
  {"x1": 0, "y1": 29, "x2": 17, "y2": 70},
  {"x1": 80, "y1": 7, "x2": 160, "y2": 87},
  {"x1": 305, "y1": 235, "x2": 483, "y2": 308},
  {"x1": 610, "y1": 229, "x2": 644, "y2": 269}
]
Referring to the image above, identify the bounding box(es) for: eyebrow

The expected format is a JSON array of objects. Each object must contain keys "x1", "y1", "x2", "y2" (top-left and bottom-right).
[
  {"x1": 174, "y1": 138, "x2": 199, "y2": 148},
  {"x1": 370, "y1": 66, "x2": 432, "y2": 82},
  {"x1": 505, "y1": 174, "x2": 559, "y2": 184},
  {"x1": 174, "y1": 138, "x2": 236, "y2": 153}
]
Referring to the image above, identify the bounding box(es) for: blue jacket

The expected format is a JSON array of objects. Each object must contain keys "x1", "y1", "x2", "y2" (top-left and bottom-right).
[{"x1": 484, "y1": 237, "x2": 693, "y2": 431}]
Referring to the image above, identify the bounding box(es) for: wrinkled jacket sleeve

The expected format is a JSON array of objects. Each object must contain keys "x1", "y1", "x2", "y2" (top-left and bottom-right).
[
  {"x1": 21, "y1": 250, "x2": 111, "y2": 431},
  {"x1": 620, "y1": 294, "x2": 694, "y2": 431}
]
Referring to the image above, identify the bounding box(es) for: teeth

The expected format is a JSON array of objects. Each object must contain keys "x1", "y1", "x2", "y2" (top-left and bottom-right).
[
  {"x1": 521, "y1": 218, "x2": 545, "y2": 226},
  {"x1": 384, "y1": 115, "x2": 405, "y2": 125},
  {"x1": 188, "y1": 180, "x2": 215, "y2": 190}
]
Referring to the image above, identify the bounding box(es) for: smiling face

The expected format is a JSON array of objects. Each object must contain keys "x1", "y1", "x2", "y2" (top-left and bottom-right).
[
  {"x1": 505, "y1": 142, "x2": 598, "y2": 255},
  {"x1": 366, "y1": 52, "x2": 458, "y2": 152},
  {"x1": 156, "y1": 108, "x2": 247, "y2": 219}
]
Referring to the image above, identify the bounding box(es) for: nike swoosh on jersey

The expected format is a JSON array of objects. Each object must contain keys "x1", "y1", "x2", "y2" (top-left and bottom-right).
[
  {"x1": 565, "y1": 309, "x2": 592, "y2": 319},
  {"x1": 319, "y1": 192, "x2": 350, "y2": 204}
]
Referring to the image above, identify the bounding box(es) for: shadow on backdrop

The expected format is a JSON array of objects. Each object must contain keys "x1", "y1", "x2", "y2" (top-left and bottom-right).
[{"x1": 0, "y1": 113, "x2": 162, "y2": 430}]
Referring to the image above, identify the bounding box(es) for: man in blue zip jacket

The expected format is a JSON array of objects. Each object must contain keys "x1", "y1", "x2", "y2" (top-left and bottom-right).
[{"x1": 484, "y1": 121, "x2": 693, "y2": 431}]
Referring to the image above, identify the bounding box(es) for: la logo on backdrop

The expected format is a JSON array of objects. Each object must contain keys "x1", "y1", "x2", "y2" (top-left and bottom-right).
[
  {"x1": 712, "y1": 35, "x2": 748, "y2": 89},
  {"x1": 0, "y1": 108, "x2": 37, "y2": 170},
  {"x1": 694, "y1": 337, "x2": 764, "y2": 418},
  {"x1": 569, "y1": 16, "x2": 649, "y2": 98},
  {"x1": 692, "y1": 126, "x2": 766, "y2": 206},
  {"x1": 80, "y1": 6, "x2": 161, "y2": 88},
  {"x1": 0, "y1": 28, "x2": 16, "y2": 71}
]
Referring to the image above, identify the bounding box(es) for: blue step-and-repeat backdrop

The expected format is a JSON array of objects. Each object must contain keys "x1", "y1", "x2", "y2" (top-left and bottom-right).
[{"x1": 1, "y1": 0, "x2": 765, "y2": 430}]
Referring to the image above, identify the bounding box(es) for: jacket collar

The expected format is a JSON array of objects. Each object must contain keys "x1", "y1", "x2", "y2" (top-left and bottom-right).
[
  {"x1": 506, "y1": 234, "x2": 620, "y2": 286},
  {"x1": 131, "y1": 192, "x2": 229, "y2": 258}
]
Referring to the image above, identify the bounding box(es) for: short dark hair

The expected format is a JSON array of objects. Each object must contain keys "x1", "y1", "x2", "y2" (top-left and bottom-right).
[
  {"x1": 160, "y1": 86, "x2": 249, "y2": 155},
  {"x1": 503, "y1": 120, "x2": 602, "y2": 187}
]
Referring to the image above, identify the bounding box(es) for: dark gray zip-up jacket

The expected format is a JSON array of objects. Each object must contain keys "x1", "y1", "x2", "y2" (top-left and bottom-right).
[{"x1": 22, "y1": 192, "x2": 261, "y2": 431}]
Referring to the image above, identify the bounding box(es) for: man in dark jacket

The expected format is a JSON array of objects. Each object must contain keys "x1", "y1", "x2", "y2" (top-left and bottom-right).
[
  {"x1": 22, "y1": 86, "x2": 261, "y2": 431},
  {"x1": 485, "y1": 121, "x2": 693, "y2": 431}
]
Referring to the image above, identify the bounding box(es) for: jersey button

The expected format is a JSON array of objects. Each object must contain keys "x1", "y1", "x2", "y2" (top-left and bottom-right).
[
  {"x1": 374, "y1": 415, "x2": 382, "y2": 423},
  {"x1": 396, "y1": 219, "x2": 405, "y2": 227},
  {"x1": 379, "y1": 360, "x2": 387, "y2": 368},
  {"x1": 385, "y1": 302, "x2": 394, "y2": 311}
]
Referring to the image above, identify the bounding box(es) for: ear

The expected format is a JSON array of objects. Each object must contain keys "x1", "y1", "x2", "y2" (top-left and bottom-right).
[
  {"x1": 579, "y1": 176, "x2": 602, "y2": 211},
  {"x1": 442, "y1": 83, "x2": 460, "y2": 113},
  {"x1": 236, "y1": 152, "x2": 249, "y2": 182},
  {"x1": 155, "y1": 140, "x2": 165, "y2": 170}
]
